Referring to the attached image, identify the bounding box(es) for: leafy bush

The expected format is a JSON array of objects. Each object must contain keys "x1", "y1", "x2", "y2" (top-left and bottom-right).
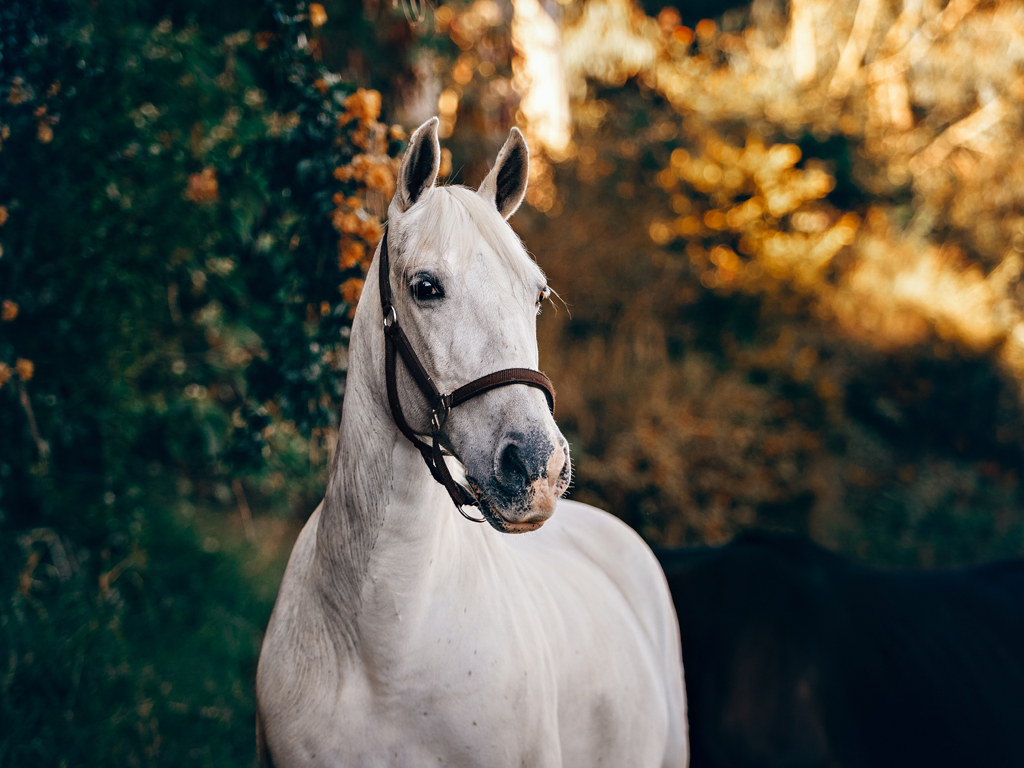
[{"x1": 0, "y1": 0, "x2": 402, "y2": 763}]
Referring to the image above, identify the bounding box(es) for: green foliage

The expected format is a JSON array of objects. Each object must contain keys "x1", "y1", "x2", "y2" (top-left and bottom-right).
[
  {"x1": 0, "y1": 0, "x2": 401, "y2": 763},
  {"x1": 2, "y1": 508, "x2": 281, "y2": 766}
]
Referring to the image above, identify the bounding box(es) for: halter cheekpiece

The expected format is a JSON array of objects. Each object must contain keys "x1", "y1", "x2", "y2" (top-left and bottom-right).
[{"x1": 378, "y1": 228, "x2": 556, "y2": 522}]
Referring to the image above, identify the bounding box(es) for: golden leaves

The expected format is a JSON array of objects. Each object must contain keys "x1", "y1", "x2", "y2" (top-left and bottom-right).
[
  {"x1": 436, "y1": 89, "x2": 460, "y2": 139},
  {"x1": 649, "y1": 126, "x2": 866, "y2": 298},
  {"x1": 34, "y1": 105, "x2": 57, "y2": 143},
  {"x1": 308, "y1": 3, "x2": 327, "y2": 27},
  {"x1": 185, "y1": 168, "x2": 218, "y2": 203},
  {"x1": 5, "y1": 74, "x2": 59, "y2": 144},
  {"x1": 331, "y1": 187, "x2": 382, "y2": 303},
  {"x1": 338, "y1": 240, "x2": 366, "y2": 270},
  {"x1": 15, "y1": 358, "x2": 34, "y2": 382},
  {"x1": 339, "y1": 277, "x2": 364, "y2": 306},
  {"x1": 344, "y1": 155, "x2": 396, "y2": 198},
  {"x1": 330, "y1": 209, "x2": 382, "y2": 243},
  {"x1": 7, "y1": 77, "x2": 32, "y2": 105},
  {"x1": 438, "y1": 148, "x2": 453, "y2": 180},
  {"x1": 575, "y1": 0, "x2": 1024, "y2": 379},
  {"x1": 343, "y1": 88, "x2": 381, "y2": 122},
  {"x1": 263, "y1": 111, "x2": 300, "y2": 137},
  {"x1": 359, "y1": 218, "x2": 383, "y2": 246},
  {"x1": 437, "y1": 89, "x2": 459, "y2": 117}
]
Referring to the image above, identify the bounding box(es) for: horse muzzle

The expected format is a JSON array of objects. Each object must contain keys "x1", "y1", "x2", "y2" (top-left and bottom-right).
[{"x1": 468, "y1": 432, "x2": 571, "y2": 534}]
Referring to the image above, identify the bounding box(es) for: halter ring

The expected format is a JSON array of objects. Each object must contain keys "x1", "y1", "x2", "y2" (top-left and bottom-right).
[{"x1": 457, "y1": 505, "x2": 487, "y2": 524}]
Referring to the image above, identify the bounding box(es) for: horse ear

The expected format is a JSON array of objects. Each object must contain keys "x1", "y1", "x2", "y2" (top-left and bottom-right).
[
  {"x1": 393, "y1": 117, "x2": 441, "y2": 214},
  {"x1": 478, "y1": 128, "x2": 529, "y2": 220}
]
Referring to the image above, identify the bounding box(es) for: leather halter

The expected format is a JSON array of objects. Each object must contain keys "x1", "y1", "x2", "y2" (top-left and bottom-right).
[{"x1": 377, "y1": 228, "x2": 556, "y2": 522}]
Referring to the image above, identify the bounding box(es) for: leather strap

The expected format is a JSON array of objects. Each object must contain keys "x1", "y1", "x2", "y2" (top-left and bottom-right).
[
  {"x1": 450, "y1": 368, "x2": 554, "y2": 412},
  {"x1": 376, "y1": 228, "x2": 556, "y2": 517}
]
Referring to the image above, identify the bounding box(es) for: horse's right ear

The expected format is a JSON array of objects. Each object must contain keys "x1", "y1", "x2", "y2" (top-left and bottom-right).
[
  {"x1": 392, "y1": 117, "x2": 440, "y2": 214},
  {"x1": 478, "y1": 127, "x2": 529, "y2": 220}
]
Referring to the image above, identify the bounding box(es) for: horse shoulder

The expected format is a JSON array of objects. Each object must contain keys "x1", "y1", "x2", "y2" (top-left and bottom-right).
[
  {"x1": 543, "y1": 499, "x2": 685, "y2": 709},
  {"x1": 543, "y1": 500, "x2": 689, "y2": 767},
  {"x1": 550, "y1": 500, "x2": 678, "y2": 637}
]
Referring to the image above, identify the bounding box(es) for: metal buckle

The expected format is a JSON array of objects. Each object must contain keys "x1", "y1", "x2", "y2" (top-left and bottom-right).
[
  {"x1": 431, "y1": 394, "x2": 451, "y2": 434},
  {"x1": 457, "y1": 504, "x2": 486, "y2": 524},
  {"x1": 431, "y1": 406, "x2": 448, "y2": 434},
  {"x1": 383, "y1": 305, "x2": 397, "y2": 330}
]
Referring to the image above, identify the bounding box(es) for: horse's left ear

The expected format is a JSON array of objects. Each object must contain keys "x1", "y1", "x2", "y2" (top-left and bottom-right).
[
  {"x1": 393, "y1": 117, "x2": 441, "y2": 214},
  {"x1": 478, "y1": 128, "x2": 529, "y2": 220}
]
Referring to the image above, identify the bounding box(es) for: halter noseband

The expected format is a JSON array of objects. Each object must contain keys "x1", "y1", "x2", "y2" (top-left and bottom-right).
[{"x1": 377, "y1": 228, "x2": 556, "y2": 522}]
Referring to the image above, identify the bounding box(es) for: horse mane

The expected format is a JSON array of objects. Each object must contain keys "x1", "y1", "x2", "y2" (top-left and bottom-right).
[{"x1": 392, "y1": 184, "x2": 545, "y2": 302}]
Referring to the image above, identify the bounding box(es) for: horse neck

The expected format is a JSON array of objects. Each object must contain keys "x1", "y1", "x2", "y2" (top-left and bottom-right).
[{"x1": 313, "y1": 262, "x2": 457, "y2": 652}]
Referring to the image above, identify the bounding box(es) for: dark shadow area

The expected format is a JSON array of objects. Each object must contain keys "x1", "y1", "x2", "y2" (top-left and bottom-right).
[{"x1": 658, "y1": 532, "x2": 1024, "y2": 768}]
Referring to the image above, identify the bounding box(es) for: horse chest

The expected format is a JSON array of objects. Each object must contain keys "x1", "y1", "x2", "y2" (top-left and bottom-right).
[
  {"x1": 267, "y1": 639, "x2": 561, "y2": 767},
  {"x1": 258, "y1": 507, "x2": 686, "y2": 768}
]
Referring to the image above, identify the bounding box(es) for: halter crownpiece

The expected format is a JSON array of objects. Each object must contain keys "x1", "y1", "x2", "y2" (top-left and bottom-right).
[{"x1": 377, "y1": 227, "x2": 556, "y2": 522}]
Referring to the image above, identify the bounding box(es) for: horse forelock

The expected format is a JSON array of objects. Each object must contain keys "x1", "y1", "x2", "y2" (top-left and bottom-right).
[{"x1": 390, "y1": 185, "x2": 545, "y2": 300}]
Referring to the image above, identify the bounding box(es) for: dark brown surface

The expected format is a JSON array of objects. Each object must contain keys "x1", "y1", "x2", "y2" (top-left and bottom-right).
[{"x1": 659, "y1": 533, "x2": 1024, "y2": 768}]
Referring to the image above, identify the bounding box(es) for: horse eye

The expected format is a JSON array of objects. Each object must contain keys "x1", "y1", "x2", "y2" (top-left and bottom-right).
[
  {"x1": 536, "y1": 287, "x2": 550, "y2": 307},
  {"x1": 412, "y1": 277, "x2": 444, "y2": 301}
]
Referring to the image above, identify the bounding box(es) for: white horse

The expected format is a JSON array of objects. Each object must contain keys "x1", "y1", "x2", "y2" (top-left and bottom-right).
[{"x1": 256, "y1": 117, "x2": 688, "y2": 767}]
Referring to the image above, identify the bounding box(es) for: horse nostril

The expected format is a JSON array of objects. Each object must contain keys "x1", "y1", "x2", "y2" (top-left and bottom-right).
[
  {"x1": 495, "y1": 431, "x2": 556, "y2": 492},
  {"x1": 500, "y1": 442, "x2": 529, "y2": 487}
]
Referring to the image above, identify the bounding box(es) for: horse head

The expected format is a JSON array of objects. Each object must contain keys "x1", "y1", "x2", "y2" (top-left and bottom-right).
[{"x1": 381, "y1": 117, "x2": 570, "y2": 533}]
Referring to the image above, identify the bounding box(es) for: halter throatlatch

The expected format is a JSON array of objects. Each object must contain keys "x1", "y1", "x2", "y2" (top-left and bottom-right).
[{"x1": 378, "y1": 228, "x2": 556, "y2": 522}]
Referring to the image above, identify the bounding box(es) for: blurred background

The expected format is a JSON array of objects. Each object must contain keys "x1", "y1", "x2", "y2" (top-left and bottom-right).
[{"x1": 3, "y1": 0, "x2": 1024, "y2": 763}]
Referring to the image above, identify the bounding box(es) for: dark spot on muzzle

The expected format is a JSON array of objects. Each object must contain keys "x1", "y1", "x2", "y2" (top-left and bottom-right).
[{"x1": 494, "y1": 429, "x2": 554, "y2": 495}]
